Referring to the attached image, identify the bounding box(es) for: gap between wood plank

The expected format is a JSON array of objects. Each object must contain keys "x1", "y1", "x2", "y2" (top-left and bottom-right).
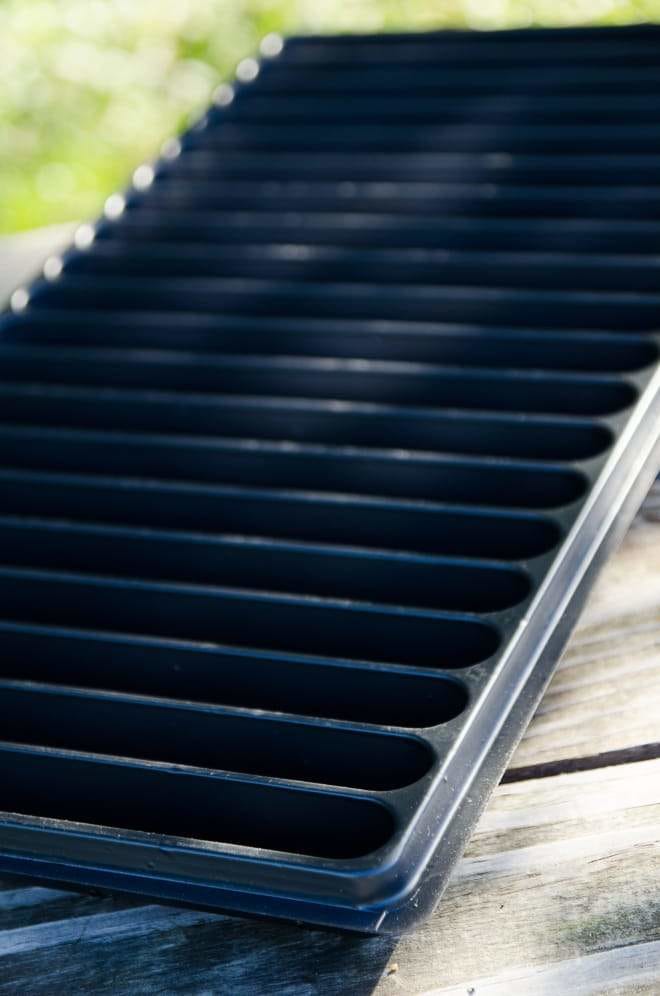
[{"x1": 503, "y1": 740, "x2": 660, "y2": 783}]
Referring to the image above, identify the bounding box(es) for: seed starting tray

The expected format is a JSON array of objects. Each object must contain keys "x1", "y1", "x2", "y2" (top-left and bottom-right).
[{"x1": 1, "y1": 24, "x2": 659, "y2": 934}]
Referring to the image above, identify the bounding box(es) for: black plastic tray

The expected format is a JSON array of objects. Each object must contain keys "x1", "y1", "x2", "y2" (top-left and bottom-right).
[{"x1": 1, "y1": 23, "x2": 659, "y2": 934}]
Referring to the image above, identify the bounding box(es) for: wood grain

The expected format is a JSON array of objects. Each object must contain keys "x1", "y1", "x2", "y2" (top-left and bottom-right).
[
  {"x1": 509, "y1": 487, "x2": 660, "y2": 776},
  {"x1": 0, "y1": 758, "x2": 658, "y2": 994},
  {"x1": 426, "y1": 940, "x2": 660, "y2": 996}
]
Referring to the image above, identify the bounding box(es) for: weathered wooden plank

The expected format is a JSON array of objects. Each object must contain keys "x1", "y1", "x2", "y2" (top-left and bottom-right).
[
  {"x1": 0, "y1": 887, "x2": 142, "y2": 934},
  {"x1": 0, "y1": 888, "x2": 68, "y2": 912},
  {"x1": 0, "y1": 759, "x2": 658, "y2": 994},
  {"x1": 425, "y1": 939, "x2": 660, "y2": 996},
  {"x1": 509, "y1": 488, "x2": 660, "y2": 775},
  {"x1": 577, "y1": 485, "x2": 660, "y2": 629},
  {"x1": 381, "y1": 759, "x2": 660, "y2": 995},
  {"x1": 0, "y1": 906, "x2": 219, "y2": 958}
]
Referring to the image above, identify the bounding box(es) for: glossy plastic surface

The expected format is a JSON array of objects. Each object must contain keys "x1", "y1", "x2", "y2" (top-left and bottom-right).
[{"x1": 0, "y1": 24, "x2": 659, "y2": 933}]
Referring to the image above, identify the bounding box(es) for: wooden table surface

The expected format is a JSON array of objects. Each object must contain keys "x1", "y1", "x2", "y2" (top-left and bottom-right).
[{"x1": 0, "y1": 230, "x2": 658, "y2": 995}]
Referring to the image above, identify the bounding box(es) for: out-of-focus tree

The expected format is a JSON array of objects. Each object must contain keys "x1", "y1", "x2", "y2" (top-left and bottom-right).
[{"x1": 1, "y1": 0, "x2": 659, "y2": 232}]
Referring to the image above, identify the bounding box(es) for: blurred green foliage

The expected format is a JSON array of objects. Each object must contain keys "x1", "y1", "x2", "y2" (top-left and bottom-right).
[{"x1": 2, "y1": 0, "x2": 660, "y2": 232}]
